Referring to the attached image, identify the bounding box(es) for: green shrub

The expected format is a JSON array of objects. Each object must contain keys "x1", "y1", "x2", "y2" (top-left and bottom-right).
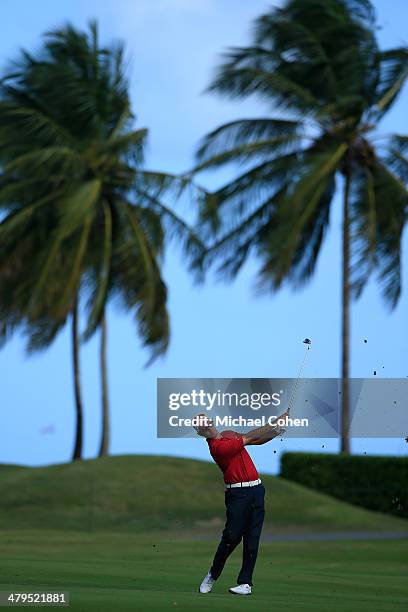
[{"x1": 280, "y1": 452, "x2": 408, "y2": 518}]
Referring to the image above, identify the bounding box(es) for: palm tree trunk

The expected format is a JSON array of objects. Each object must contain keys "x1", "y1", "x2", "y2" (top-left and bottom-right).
[
  {"x1": 71, "y1": 297, "x2": 83, "y2": 461},
  {"x1": 341, "y1": 169, "x2": 351, "y2": 454},
  {"x1": 98, "y1": 314, "x2": 110, "y2": 457}
]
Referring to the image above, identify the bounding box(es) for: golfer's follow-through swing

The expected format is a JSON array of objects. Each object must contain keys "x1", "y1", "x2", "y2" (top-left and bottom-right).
[{"x1": 194, "y1": 339, "x2": 311, "y2": 596}]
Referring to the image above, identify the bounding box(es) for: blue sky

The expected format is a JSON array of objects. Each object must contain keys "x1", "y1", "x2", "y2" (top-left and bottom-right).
[{"x1": 1, "y1": 0, "x2": 407, "y2": 472}]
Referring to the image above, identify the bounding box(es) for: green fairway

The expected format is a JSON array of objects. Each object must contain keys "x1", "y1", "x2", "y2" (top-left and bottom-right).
[
  {"x1": 0, "y1": 530, "x2": 407, "y2": 611},
  {"x1": 1, "y1": 456, "x2": 407, "y2": 610},
  {"x1": 1, "y1": 455, "x2": 406, "y2": 534}
]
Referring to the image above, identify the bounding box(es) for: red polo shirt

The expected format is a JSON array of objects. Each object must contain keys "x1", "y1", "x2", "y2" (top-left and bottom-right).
[{"x1": 207, "y1": 432, "x2": 259, "y2": 484}]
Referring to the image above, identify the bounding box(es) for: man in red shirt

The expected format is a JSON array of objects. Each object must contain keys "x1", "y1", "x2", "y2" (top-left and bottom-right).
[{"x1": 195, "y1": 412, "x2": 287, "y2": 596}]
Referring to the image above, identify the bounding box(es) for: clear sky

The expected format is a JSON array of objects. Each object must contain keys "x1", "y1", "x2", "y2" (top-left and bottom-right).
[{"x1": 1, "y1": 0, "x2": 407, "y2": 472}]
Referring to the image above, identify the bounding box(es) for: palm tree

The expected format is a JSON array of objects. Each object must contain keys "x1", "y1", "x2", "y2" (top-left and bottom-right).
[
  {"x1": 193, "y1": 0, "x2": 408, "y2": 453},
  {"x1": 0, "y1": 21, "x2": 203, "y2": 460}
]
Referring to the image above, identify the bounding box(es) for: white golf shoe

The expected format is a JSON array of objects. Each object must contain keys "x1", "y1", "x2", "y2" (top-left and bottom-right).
[
  {"x1": 229, "y1": 584, "x2": 252, "y2": 595},
  {"x1": 199, "y1": 571, "x2": 215, "y2": 594}
]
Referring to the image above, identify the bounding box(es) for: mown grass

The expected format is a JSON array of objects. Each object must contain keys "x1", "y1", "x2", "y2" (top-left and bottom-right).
[
  {"x1": 0, "y1": 455, "x2": 406, "y2": 534},
  {"x1": 0, "y1": 530, "x2": 407, "y2": 611}
]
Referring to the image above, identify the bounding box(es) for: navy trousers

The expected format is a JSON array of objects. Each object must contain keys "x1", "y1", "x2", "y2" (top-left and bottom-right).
[{"x1": 210, "y1": 483, "x2": 265, "y2": 586}]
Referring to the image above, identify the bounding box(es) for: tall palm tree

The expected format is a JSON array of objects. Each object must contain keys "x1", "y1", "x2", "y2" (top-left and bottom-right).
[
  {"x1": 193, "y1": 0, "x2": 408, "y2": 453},
  {"x1": 0, "y1": 21, "x2": 203, "y2": 460}
]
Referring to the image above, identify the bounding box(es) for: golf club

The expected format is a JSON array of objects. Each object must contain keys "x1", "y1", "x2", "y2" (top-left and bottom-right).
[{"x1": 286, "y1": 338, "x2": 312, "y2": 415}]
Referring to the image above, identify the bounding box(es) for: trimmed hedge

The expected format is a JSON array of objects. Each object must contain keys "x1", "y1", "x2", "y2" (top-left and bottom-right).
[{"x1": 280, "y1": 452, "x2": 408, "y2": 518}]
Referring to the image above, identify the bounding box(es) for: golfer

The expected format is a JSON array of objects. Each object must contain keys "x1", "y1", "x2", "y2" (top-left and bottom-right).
[{"x1": 194, "y1": 411, "x2": 287, "y2": 596}]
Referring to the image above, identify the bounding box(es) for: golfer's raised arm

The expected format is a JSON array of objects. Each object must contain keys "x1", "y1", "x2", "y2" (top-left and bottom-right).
[{"x1": 242, "y1": 410, "x2": 288, "y2": 446}]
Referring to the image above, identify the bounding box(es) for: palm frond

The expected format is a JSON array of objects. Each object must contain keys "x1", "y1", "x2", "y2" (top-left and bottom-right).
[
  {"x1": 134, "y1": 169, "x2": 192, "y2": 201},
  {"x1": 201, "y1": 186, "x2": 287, "y2": 280},
  {"x1": 3, "y1": 146, "x2": 83, "y2": 179},
  {"x1": 198, "y1": 151, "x2": 306, "y2": 240},
  {"x1": 26, "y1": 180, "x2": 101, "y2": 313},
  {"x1": 0, "y1": 189, "x2": 61, "y2": 239},
  {"x1": 25, "y1": 317, "x2": 66, "y2": 353},
  {"x1": 386, "y1": 135, "x2": 408, "y2": 184},
  {"x1": 193, "y1": 136, "x2": 304, "y2": 173},
  {"x1": 349, "y1": 166, "x2": 377, "y2": 297},
  {"x1": 0, "y1": 102, "x2": 77, "y2": 148},
  {"x1": 200, "y1": 143, "x2": 343, "y2": 287},
  {"x1": 257, "y1": 174, "x2": 335, "y2": 291},
  {"x1": 208, "y1": 58, "x2": 323, "y2": 116},
  {"x1": 256, "y1": 167, "x2": 337, "y2": 290},
  {"x1": 351, "y1": 157, "x2": 407, "y2": 306},
  {"x1": 195, "y1": 117, "x2": 304, "y2": 163},
  {"x1": 56, "y1": 178, "x2": 101, "y2": 235},
  {"x1": 131, "y1": 189, "x2": 204, "y2": 263},
  {"x1": 83, "y1": 200, "x2": 112, "y2": 339},
  {"x1": 111, "y1": 203, "x2": 169, "y2": 362},
  {"x1": 375, "y1": 47, "x2": 408, "y2": 115},
  {"x1": 103, "y1": 128, "x2": 147, "y2": 162},
  {"x1": 55, "y1": 217, "x2": 93, "y2": 317},
  {"x1": 371, "y1": 161, "x2": 407, "y2": 306}
]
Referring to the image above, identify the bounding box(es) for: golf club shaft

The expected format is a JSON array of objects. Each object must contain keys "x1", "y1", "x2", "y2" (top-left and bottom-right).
[{"x1": 287, "y1": 346, "x2": 311, "y2": 414}]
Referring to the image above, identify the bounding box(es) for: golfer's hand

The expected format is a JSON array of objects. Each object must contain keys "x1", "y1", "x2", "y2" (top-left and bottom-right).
[{"x1": 271, "y1": 409, "x2": 288, "y2": 437}]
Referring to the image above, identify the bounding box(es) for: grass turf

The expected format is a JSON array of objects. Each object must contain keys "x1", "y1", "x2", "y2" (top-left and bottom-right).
[
  {"x1": 1, "y1": 455, "x2": 407, "y2": 534},
  {"x1": 0, "y1": 530, "x2": 407, "y2": 611}
]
